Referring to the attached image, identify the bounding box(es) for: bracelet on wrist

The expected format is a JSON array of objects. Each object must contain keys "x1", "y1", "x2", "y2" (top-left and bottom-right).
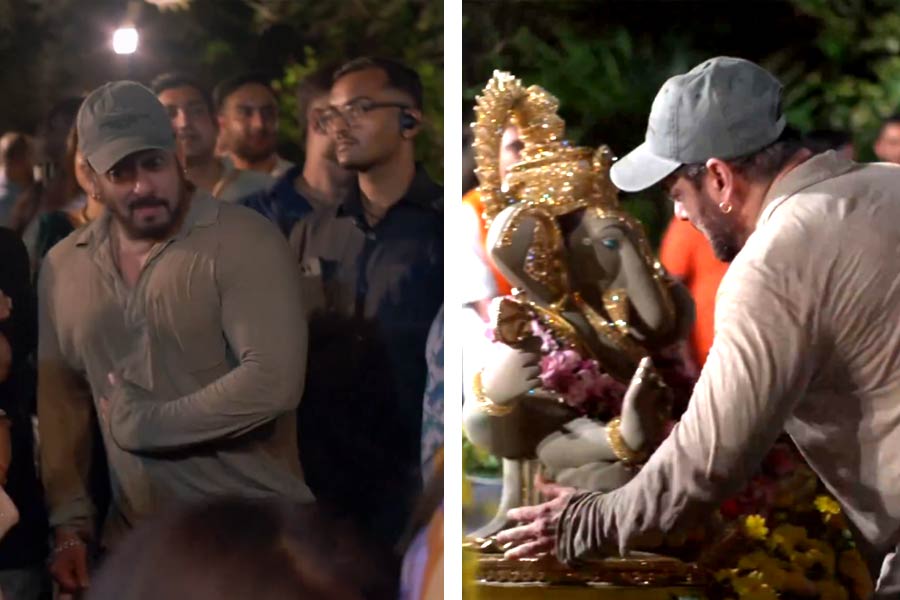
[{"x1": 52, "y1": 538, "x2": 86, "y2": 555}]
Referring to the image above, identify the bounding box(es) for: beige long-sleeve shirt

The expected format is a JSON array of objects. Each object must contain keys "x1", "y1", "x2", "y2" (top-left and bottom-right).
[
  {"x1": 38, "y1": 190, "x2": 313, "y2": 544},
  {"x1": 557, "y1": 152, "x2": 900, "y2": 595}
]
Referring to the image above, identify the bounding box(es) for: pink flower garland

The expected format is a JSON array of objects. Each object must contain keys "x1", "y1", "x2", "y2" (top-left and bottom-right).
[{"x1": 530, "y1": 318, "x2": 628, "y2": 415}]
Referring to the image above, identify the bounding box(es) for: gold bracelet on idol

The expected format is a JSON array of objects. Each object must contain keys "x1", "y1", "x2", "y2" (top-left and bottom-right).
[
  {"x1": 606, "y1": 416, "x2": 649, "y2": 466},
  {"x1": 472, "y1": 370, "x2": 513, "y2": 416}
]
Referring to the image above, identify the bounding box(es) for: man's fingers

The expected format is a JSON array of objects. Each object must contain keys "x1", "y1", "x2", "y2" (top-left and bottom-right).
[
  {"x1": 508, "y1": 496, "x2": 566, "y2": 523},
  {"x1": 75, "y1": 549, "x2": 90, "y2": 588},
  {"x1": 539, "y1": 482, "x2": 574, "y2": 501},
  {"x1": 98, "y1": 397, "x2": 109, "y2": 420},
  {"x1": 503, "y1": 536, "x2": 555, "y2": 560},
  {"x1": 506, "y1": 503, "x2": 546, "y2": 523},
  {"x1": 495, "y1": 520, "x2": 543, "y2": 544},
  {"x1": 107, "y1": 371, "x2": 118, "y2": 386},
  {"x1": 51, "y1": 558, "x2": 79, "y2": 592}
]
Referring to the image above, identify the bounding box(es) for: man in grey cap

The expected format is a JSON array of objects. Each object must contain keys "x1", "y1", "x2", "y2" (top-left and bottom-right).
[
  {"x1": 38, "y1": 81, "x2": 313, "y2": 595},
  {"x1": 497, "y1": 57, "x2": 900, "y2": 596}
]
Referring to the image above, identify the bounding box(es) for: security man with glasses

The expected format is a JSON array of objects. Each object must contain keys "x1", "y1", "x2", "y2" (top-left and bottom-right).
[{"x1": 290, "y1": 57, "x2": 442, "y2": 562}]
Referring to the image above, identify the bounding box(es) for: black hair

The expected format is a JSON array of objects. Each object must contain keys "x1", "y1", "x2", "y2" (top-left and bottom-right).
[
  {"x1": 296, "y1": 64, "x2": 338, "y2": 133},
  {"x1": 670, "y1": 126, "x2": 805, "y2": 190},
  {"x1": 212, "y1": 72, "x2": 277, "y2": 112},
  {"x1": 150, "y1": 72, "x2": 214, "y2": 115},
  {"x1": 0, "y1": 133, "x2": 29, "y2": 165},
  {"x1": 45, "y1": 97, "x2": 84, "y2": 129},
  {"x1": 333, "y1": 57, "x2": 423, "y2": 110},
  {"x1": 803, "y1": 129, "x2": 852, "y2": 154}
]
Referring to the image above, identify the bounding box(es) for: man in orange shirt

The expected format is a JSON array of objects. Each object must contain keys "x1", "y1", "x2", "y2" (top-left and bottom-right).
[
  {"x1": 462, "y1": 124, "x2": 523, "y2": 314},
  {"x1": 659, "y1": 214, "x2": 729, "y2": 368}
]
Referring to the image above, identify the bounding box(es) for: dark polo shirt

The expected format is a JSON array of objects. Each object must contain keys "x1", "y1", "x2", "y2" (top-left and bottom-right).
[
  {"x1": 289, "y1": 165, "x2": 443, "y2": 547},
  {"x1": 238, "y1": 165, "x2": 313, "y2": 237}
]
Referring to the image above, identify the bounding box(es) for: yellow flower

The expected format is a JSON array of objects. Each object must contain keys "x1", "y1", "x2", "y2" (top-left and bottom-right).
[
  {"x1": 814, "y1": 579, "x2": 849, "y2": 600},
  {"x1": 792, "y1": 544, "x2": 836, "y2": 576},
  {"x1": 815, "y1": 495, "x2": 841, "y2": 516},
  {"x1": 744, "y1": 514, "x2": 769, "y2": 540},
  {"x1": 732, "y1": 573, "x2": 779, "y2": 600},
  {"x1": 839, "y1": 550, "x2": 875, "y2": 599},
  {"x1": 769, "y1": 524, "x2": 808, "y2": 552}
]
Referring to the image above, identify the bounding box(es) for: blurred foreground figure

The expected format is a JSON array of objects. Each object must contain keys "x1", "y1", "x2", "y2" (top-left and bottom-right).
[{"x1": 87, "y1": 498, "x2": 383, "y2": 600}]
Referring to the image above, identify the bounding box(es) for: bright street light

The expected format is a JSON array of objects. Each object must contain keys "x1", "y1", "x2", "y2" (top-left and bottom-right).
[{"x1": 113, "y1": 27, "x2": 139, "y2": 55}]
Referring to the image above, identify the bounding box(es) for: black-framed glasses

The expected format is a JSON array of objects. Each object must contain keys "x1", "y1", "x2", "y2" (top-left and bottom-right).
[{"x1": 316, "y1": 98, "x2": 412, "y2": 133}]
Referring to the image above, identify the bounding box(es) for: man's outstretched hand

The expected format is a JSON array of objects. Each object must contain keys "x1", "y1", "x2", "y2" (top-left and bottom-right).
[{"x1": 495, "y1": 475, "x2": 576, "y2": 559}]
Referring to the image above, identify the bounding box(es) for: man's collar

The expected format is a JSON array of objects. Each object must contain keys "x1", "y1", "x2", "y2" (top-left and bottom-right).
[
  {"x1": 757, "y1": 150, "x2": 858, "y2": 227},
  {"x1": 75, "y1": 188, "x2": 219, "y2": 248},
  {"x1": 338, "y1": 163, "x2": 441, "y2": 218}
]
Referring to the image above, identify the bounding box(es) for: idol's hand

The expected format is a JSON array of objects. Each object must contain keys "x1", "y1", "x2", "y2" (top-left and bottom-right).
[
  {"x1": 480, "y1": 338, "x2": 542, "y2": 406},
  {"x1": 619, "y1": 357, "x2": 667, "y2": 454}
]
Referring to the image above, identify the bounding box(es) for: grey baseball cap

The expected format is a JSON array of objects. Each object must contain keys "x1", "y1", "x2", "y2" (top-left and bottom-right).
[
  {"x1": 610, "y1": 56, "x2": 786, "y2": 192},
  {"x1": 76, "y1": 81, "x2": 175, "y2": 174}
]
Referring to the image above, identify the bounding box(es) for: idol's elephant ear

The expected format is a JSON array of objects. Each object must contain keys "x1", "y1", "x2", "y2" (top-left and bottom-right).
[{"x1": 487, "y1": 204, "x2": 570, "y2": 308}]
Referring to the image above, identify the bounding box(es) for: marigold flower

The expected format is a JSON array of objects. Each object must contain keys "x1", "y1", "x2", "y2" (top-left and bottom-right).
[
  {"x1": 814, "y1": 495, "x2": 841, "y2": 516},
  {"x1": 744, "y1": 514, "x2": 769, "y2": 540}
]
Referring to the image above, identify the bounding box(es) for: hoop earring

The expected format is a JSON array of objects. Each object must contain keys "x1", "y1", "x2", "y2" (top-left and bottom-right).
[{"x1": 719, "y1": 201, "x2": 733, "y2": 214}]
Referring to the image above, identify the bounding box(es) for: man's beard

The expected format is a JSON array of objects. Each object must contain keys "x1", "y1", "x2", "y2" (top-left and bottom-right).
[
  {"x1": 178, "y1": 136, "x2": 216, "y2": 169},
  {"x1": 109, "y1": 184, "x2": 190, "y2": 242},
  {"x1": 323, "y1": 143, "x2": 338, "y2": 164},
  {"x1": 696, "y1": 190, "x2": 742, "y2": 262},
  {"x1": 706, "y1": 227, "x2": 741, "y2": 262},
  {"x1": 231, "y1": 135, "x2": 276, "y2": 165}
]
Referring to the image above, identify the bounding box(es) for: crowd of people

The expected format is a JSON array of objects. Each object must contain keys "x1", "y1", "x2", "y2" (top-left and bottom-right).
[{"x1": 0, "y1": 56, "x2": 442, "y2": 600}]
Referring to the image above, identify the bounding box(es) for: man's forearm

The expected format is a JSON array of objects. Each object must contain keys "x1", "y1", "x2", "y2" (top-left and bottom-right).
[
  {"x1": 109, "y1": 350, "x2": 304, "y2": 453},
  {"x1": 38, "y1": 366, "x2": 97, "y2": 534},
  {"x1": 553, "y1": 269, "x2": 814, "y2": 562}
]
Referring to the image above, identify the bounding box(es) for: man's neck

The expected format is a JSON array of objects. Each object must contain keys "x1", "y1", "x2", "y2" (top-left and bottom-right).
[
  {"x1": 298, "y1": 159, "x2": 354, "y2": 209},
  {"x1": 740, "y1": 148, "x2": 814, "y2": 244},
  {"x1": 184, "y1": 155, "x2": 223, "y2": 192},
  {"x1": 358, "y1": 156, "x2": 416, "y2": 221},
  {"x1": 232, "y1": 153, "x2": 277, "y2": 175},
  {"x1": 109, "y1": 217, "x2": 156, "y2": 262}
]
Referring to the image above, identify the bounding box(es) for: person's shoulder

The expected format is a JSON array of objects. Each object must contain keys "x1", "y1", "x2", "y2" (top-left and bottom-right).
[
  {"x1": 286, "y1": 202, "x2": 345, "y2": 246},
  {"x1": 235, "y1": 168, "x2": 273, "y2": 187},
  {"x1": 0, "y1": 226, "x2": 20, "y2": 250},
  {"x1": 223, "y1": 170, "x2": 273, "y2": 202},
  {"x1": 42, "y1": 226, "x2": 86, "y2": 273},
  {"x1": 217, "y1": 201, "x2": 283, "y2": 238}
]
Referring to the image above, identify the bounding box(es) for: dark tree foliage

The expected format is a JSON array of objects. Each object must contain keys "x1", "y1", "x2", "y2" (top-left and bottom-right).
[
  {"x1": 463, "y1": 0, "x2": 898, "y2": 246},
  {"x1": 0, "y1": 0, "x2": 442, "y2": 179}
]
